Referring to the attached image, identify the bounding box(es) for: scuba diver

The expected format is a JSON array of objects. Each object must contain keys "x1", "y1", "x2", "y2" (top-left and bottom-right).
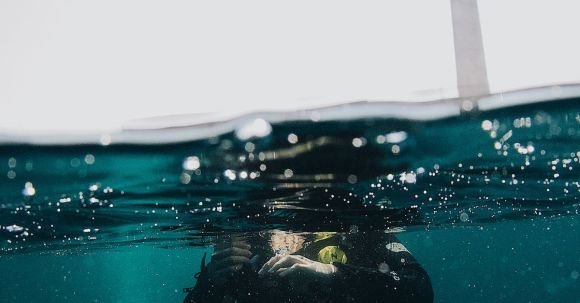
[
  {"x1": 182, "y1": 135, "x2": 433, "y2": 302},
  {"x1": 184, "y1": 230, "x2": 433, "y2": 302}
]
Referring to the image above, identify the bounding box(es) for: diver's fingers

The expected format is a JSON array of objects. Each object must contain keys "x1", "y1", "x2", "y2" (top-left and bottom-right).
[
  {"x1": 278, "y1": 263, "x2": 307, "y2": 278},
  {"x1": 212, "y1": 247, "x2": 252, "y2": 260},
  {"x1": 213, "y1": 256, "x2": 251, "y2": 271},
  {"x1": 268, "y1": 255, "x2": 308, "y2": 274},
  {"x1": 258, "y1": 255, "x2": 282, "y2": 275}
]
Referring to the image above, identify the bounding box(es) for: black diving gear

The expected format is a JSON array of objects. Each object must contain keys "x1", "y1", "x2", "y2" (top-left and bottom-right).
[{"x1": 184, "y1": 230, "x2": 433, "y2": 303}]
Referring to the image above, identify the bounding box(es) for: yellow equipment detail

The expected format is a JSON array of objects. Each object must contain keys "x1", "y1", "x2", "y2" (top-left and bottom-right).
[{"x1": 318, "y1": 246, "x2": 347, "y2": 264}]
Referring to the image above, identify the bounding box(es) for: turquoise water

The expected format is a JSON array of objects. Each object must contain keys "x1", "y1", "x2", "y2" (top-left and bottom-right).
[{"x1": 1, "y1": 96, "x2": 579, "y2": 302}]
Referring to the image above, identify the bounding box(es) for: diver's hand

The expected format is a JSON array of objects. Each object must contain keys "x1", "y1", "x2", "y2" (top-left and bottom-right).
[
  {"x1": 206, "y1": 241, "x2": 252, "y2": 286},
  {"x1": 258, "y1": 254, "x2": 337, "y2": 284}
]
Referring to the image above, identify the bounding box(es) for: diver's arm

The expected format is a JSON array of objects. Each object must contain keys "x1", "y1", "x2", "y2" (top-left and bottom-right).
[
  {"x1": 184, "y1": 240, "x2": 253, "y2": 303},
  {"x1": 183, "y1": 253, "x2": 225, "y2": 303},
  {"x1": 331, "y1": 232, "x2": 433, "y2": 303}
]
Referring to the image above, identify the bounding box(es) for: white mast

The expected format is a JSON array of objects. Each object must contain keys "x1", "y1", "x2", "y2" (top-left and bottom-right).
[{"x1": 450, "y1": 0, "x2": 490, "y2": 98}]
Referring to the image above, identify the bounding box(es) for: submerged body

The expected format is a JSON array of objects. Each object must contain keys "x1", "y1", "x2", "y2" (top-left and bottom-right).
[{"x1": 185, "y1": 231, "x2": 433, "y2": 303}]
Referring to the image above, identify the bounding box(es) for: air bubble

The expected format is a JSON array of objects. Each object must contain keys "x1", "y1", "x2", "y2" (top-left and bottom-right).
[
  {"x1": 84, "y1": 154, "x2": 95, "y2": 165},
  {"x1": 22, "y1": 182, "x2": 36, "y2": 197},
  {"x1": 8, "y1": 157, "x2": 17, "y2": 168},
  {"x1": 287, "y1": 133, "x2": 298, "y2": 144},
  {"x1": 284, "y1": 169, "x2": 294, "y2": 178},
  {"x1": 385, "y1": 131, "x2": 408, "y2": 144},
  {"x1": 5, "y1": 224, "x2": 24, "y2": 232},
  {"x1": 99, "y1": 134, "x2": 112, "y2": 146},
  {"x1": 182, "y1": 156, "x2": 200, "y2": 170},
  {"x1": 352, "y1": 138, "x2": 364, "y2": 148},
  {"x1": 235, "y1": 119, "x2": 272, "y2": 141},
  {"x1": 378, "y1": 262, "x2": 390, "y2": 273}
]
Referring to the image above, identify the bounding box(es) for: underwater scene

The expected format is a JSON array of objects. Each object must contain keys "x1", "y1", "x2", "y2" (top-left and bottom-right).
[{"x1": 1, "y1": 88, "x2": 579, "y2": 302}]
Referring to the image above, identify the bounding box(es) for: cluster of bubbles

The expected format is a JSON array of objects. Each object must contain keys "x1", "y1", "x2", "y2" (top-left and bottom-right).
[
  {"x1": 352, "y1": 131, "x2": 408, "y2": 155},
  {"x1": 1, "y1": 151, "x2": 122, "y2": 251},
  {"x1": 2, "y1": 107, "x2": 579, "y2": 253}
]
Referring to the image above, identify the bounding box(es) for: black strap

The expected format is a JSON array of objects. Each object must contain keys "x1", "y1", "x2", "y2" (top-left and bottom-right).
[{"x1": 183, "y1": 252, "x2": 208, "y2": 294}]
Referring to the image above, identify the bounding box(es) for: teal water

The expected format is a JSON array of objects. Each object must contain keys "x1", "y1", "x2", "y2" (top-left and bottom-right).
[{"x1": 1, "y1": 96, "x2": 579, "y2": 302}]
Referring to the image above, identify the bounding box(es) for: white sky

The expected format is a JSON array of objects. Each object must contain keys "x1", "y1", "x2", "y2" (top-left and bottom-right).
[
  {"x1": 478, "y1": 0, "x2": 580, "y2": 92},
  {"x1": 1, "y1": 0, "x2": 579, "y2": 133}
]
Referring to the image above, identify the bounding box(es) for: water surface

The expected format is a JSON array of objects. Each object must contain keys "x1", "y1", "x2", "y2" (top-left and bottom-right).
[{"x1": 1, "y1": 92, "x2": 579, "y2": 302}]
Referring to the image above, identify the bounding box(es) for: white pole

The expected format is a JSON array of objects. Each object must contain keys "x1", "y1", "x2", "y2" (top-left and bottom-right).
[{"x1": 450, "y1": 0, "x2": 490, "y2": 98}]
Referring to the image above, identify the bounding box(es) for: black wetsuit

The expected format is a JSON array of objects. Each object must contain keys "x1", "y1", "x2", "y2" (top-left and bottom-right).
[{"x1": 184, "y1": 231, "x2": 433, "y2": 303}]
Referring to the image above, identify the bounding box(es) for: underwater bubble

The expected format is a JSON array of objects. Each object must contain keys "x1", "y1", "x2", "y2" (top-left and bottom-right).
[
  {"x1": 481, "y1": 120, "x2": 493, "y2": 131},
  {"x1": 347, "y1": 175, "x2": 358, "y2": 184},
  {"x1": 513, "y1": 117, "x2": 532, "y2": 128},
  {"x1": 378, "y1": 262, "x2": 390, "y2": 273},
  {"x1": 284, "y1": 169, "x2": 294, "y2": 178},
  {"x1": 59, "y1": 197, "x2": 72, "y2": 204},
  {"x1": 99, "y1": 134, "x2": 112, "y2": 146},
  {"x1": 180, "y1": 173, "x2": 191, "y2": 184},
  {"x1": 235, "y1": 119, "x2": 272, "y2": 141},
  {"x1": 527, "y1": 145, "x2": 535, "y2": 153},
  {"x1": 224, "y1": 169, "x2": 237, "y2": 180},
  {"x1": 84, "y1": 154, "x2": 95, "y2": 165},
  {"x1": 376, "y1": 135, "x2": 386, "y2": 144},
  {"x1": 385, "y1": 131, "x2": 407, "y2": 144},
  {"x1": 287, "y1": 133, "x2": 298, "y2": 144},
  {"x1": 459, "y1": 212, "x2": 469, "y2": 222},
  {"x1": 182, "y1": 156, "x2": 201, "y2": 170},
  {"x1": 7, "y1": 170, "x2": 16, "y2": 179},
  {"x1": 400, "y1": 172, "x2": 416, "y2": 184},
  {"x1": 244, "y1": 142, "x2": 255, "y2": 153},
  {"x1": 349, "y1": 225, "x2": 359, "y2": 233},
  {"x1": 500, "y1": 130, "x2": 513, "y2": 143},
  {"x1": 8, "y1": 157, "x2": 17, "y2": 168},
  {"x1": 5, "y1": 224, "x2": 24, "y2": 232},
  {"x1": 258, "y1": 152, "x2": 266, "y2": 161},
  {"x1": 391, "y1": 145, "x2": 401, "y2": 154},
  {"x1": 22, "y1": 182, "x2": 36, "y2": 197},
  {"x1": 70, "y1": 158, "x2": 81, "y2": 168}
]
